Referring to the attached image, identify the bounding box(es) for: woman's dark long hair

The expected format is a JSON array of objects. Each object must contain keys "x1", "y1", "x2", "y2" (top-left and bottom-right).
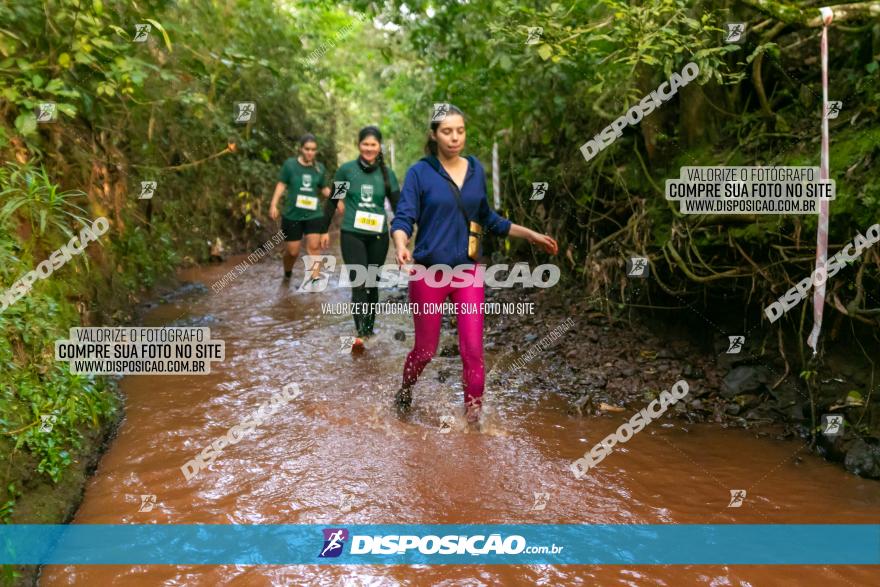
[
  {"x1": 424, "y1": 104, "x2": 465, "y2": 156},
  {"x1": 358, "y1": 126, "x2": 391, "y2": 198}
]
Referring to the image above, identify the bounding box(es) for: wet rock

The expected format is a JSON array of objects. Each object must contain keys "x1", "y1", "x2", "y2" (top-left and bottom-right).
[
  {"x1": 438, "y1": 344, "x2": 459, "y2": 357},
  {"x1": 682, "y1": 364, "x2": 705, "y2": 379},
  {"x1": 160, "y1": 281, "x2": 209, "y2": 302},
  {"x1": 769, "y1": 383, "x2": 801, "y2": 407},
  {"x1": 743, "y1": 406, "x2": 774, "y2": 421},
  {"x1": 524, "y1": 333, "x2": 538, "y2": 343},
  {"x1": 689, "y1": 399, "x2": 704, "y2": 410},
  {"x1": 172, "y1": 314, "x2": 221, "y2": 327},
  {"x1": 781, "y1": 403, "x2": 806, "y2": 421},
  {"x1": 844, "y1": 439, "x2": 880, "y2": 479},
  {"x1": 394, "y1": 331, "x2": 406, "y2": 342},
  {"x1": 579, "y1": 370, "x2": 607, "y2": 390},
  {"x1": 621, "y1": 367, "x2": 636, "y2": 377},
  {"x1": 725, "y1": 403, "x2": 741, "y2": 416},
  {"x1": 657, "y1": 348, "x2": 675, "y2": 359},
  {"x1": 587, "y1": 331, "x2": 600, "y2": 343},
  {"x1": 735, "y1": 394, "x2": 761, "y2": 410},
  {"x1": 721, "y1": 366, "x2": 770, "y2": 398},
  {"x1": 689, "y1": 384, "x2": 711, "y2": 398}
]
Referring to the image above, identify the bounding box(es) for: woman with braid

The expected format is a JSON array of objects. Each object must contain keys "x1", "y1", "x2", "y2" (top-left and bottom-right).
[{"x1": 323, "y1": 126, "x2": 400, "y2": 353}]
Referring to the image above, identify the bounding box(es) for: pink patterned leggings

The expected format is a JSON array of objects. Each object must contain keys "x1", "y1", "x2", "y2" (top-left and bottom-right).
[{"x1": 401, "y1": 267, "x2": 485, "y2": 406}]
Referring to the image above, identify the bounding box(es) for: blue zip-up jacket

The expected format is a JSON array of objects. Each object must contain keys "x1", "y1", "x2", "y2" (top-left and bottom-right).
[{"x1": 390, "y1": 155, "x2": 512, "y2": 266}]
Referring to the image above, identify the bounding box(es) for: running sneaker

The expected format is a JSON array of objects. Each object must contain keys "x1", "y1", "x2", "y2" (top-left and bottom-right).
[
  {"x1": 395, "y1": 385, "x2": 412, "y2": 415},
  {"x1": 465, "y1": 401, "x2": 482, "y2": 424},
  {"x1": 351, "y1": 337, "x2": 365, "y2": 354},
  {"x1": 299, "y1": 275, "x2": 325, "y2": 292}
]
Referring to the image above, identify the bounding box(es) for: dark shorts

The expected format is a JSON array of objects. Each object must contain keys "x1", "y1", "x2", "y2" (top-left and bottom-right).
[{"x1": 281, "y1": 217, "x2": 325, "y2": 242}]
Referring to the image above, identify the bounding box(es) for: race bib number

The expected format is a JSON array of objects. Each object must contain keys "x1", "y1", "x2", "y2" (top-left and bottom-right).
[
  {"x1": 353, "y1": 210, "x2": 384, "y2": 233},
  {"x1": 296, "y1": 194, "x2": 318, "y2": 210}
]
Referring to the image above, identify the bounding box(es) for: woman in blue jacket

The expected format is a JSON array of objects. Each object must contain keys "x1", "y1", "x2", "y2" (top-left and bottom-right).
[{"x1": 390, "y1": 105, "x2": 558, "y2": 423}]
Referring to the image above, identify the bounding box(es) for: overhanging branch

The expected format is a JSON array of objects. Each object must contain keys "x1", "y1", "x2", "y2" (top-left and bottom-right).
[{"x1": 739, "y1": 0, "x2": 880, "y2": 27}]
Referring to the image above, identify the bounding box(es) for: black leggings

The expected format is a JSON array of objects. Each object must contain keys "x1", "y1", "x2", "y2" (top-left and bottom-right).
[{"x1": 341, "y1": 230, "x2": 389, "y2": 337}]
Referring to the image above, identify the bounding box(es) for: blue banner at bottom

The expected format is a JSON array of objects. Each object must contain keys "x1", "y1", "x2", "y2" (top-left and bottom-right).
[{"x1": 1, "y1": 524, "x2": 878, "y2": 565}]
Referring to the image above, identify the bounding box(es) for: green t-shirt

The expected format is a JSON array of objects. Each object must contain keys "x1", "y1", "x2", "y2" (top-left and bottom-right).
[
  {"x1": 332, "y1": 160, "x2": 400, "y2": 235},
  {"x1": 279, "y1": 158, "x2": 328, "y2": 221}
]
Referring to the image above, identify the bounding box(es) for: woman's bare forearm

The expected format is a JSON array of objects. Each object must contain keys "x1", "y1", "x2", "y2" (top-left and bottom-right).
[
  {"x1": 270, "y1": 182, "x2": 286, "y2": 209},
  {"x1": 507, "y1": 223, "x2": 536, "y2": 242},
  {"x1": 392, "y1": 229, "x2": 409, "y2": 250}
]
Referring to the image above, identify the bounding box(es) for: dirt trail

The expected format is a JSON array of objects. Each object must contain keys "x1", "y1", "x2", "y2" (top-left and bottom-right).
[{"x1": 40, "y1": 252, "x2": 879, "y2": 586}]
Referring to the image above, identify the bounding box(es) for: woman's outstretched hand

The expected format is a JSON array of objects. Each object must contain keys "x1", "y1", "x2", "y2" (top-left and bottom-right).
[
  {"x1": 396, "y1": 246, "x2": 413, "y2": 266},
  {"x1": 529, "y1": 231, "x2": 559, "y2": 255},
  {"x1": 392, "y1": 229, "x2": 412, "y2": 266}
]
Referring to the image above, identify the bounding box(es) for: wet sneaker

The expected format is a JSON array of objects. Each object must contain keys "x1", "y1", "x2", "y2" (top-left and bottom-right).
[
  {"x1": 395, "y1": 386, "x2": 412, "y2": 415},
  {"x1": 465, "y1": 401, "x2": 482, "y2": 425},
  {"x1": 299, "y1": 275, "x2": 325, "y2": 292},
  {"x1": 351, "y1": 337, "x2": 365, "y2": 354}
]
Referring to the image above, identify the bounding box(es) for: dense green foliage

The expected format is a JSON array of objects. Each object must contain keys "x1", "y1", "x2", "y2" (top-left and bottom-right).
[{"x1": 0, "y1": 0, "x2": 351, "y2": 522}]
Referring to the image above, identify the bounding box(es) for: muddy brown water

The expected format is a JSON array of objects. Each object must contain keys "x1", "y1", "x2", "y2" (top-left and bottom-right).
[{"x1": 40, "y1": 253, "x2": 879, "y2": 586}]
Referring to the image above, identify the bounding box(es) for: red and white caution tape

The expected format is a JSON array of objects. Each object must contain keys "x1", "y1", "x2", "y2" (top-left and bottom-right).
[{"x1": 807, "y1": 7, "x2": 835, "y2": 354}]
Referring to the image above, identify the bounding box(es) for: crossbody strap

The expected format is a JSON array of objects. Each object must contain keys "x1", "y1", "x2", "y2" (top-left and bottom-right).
[
  {"x1": 441, "y1": 174, "x2": 471, "y2": 231},
  {"x1": 421, "y1": 155, "x2": 477, "y2": 232}
]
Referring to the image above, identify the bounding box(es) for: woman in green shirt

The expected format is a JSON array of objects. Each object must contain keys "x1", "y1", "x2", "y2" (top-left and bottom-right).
[
  {"x1": 323, "y1": 126, "x2": 400, "y2": 352},
  {"x1": 269, "y1": 133, "x2": 331, "y2": 281}
]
